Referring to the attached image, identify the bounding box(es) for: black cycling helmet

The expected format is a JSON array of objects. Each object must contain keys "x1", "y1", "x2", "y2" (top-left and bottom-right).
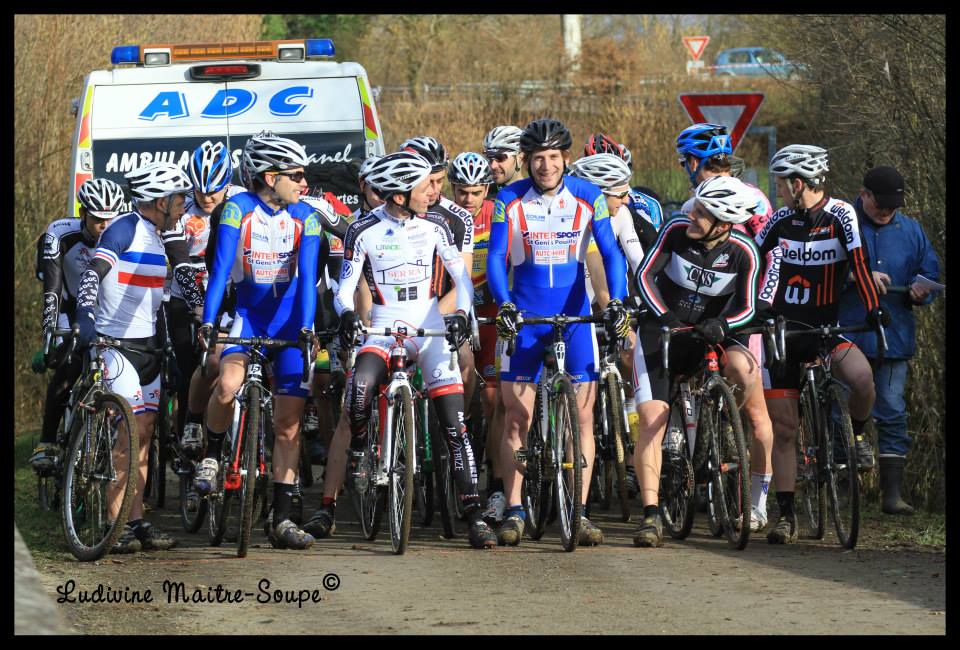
[
  {"x1": 399, "y1": 136, "x2": 448, "y2": 173},
  {"x1": 519, "y1": 118, "x2": 573, "y2": 153}
]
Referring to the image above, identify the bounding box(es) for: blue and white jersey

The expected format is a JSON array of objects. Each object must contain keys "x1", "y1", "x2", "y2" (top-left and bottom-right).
[
  {"x1": 203, "y1": 191, "x2": 321, "y2": 336},
  {"x1": 629, "y1": 188, "x2": 664, "y2": 231},
  {"x1": 487, "y1": 175, "x2": 626, "y2": 316},
  {"x1": 89, "y1": 211, "x2": 169, "y2": 339}
]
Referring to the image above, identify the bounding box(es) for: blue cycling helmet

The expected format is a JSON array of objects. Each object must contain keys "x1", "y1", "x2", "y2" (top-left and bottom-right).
[
  {"x1": 676, "y1": 123, "x2": 732, "y2": 185},
  {"x1": 189, "y1": 140, "x2": 233, "y2": 193}
]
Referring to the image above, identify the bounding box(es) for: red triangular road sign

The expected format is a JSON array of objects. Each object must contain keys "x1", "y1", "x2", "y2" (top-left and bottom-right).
[
  {"x1": 682, "y1": 36, "x2": 710, "y2": 61},
  {"x1": 678, "y1": 93, "x2": 766, "y2": 152}
]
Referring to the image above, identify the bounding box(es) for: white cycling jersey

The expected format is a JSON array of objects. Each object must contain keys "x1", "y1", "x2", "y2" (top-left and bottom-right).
[
  {"x1": 610, "y1": 204, "x2": 645, "y2": 276},
  {"x1": 335, "y1": 205, "x2": 472, "y2": 328}
]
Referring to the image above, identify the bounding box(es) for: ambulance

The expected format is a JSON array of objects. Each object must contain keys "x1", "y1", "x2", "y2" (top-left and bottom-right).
[{"x1": 67, "y1": 38, "x2": 386, "y2": 216}]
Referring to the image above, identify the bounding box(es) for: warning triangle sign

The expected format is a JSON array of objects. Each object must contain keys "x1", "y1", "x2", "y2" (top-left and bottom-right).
[
  {"x1": 682, "y1": 36, "x2": 710, "y2": 61},
  {"x1": 678, "y1": 93, "x2": 765, "y2": 152}
]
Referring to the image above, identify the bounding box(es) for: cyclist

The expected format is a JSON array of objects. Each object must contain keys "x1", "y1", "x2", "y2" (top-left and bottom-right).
[
  {"x1": 488, "y1": 118, "x2": 630, "y2": 547},
  {"x1": 166, "y1": 141, "x2": 246, "y2": 457},
  {"x1": 631, "y1": 175, "x2": 765, "y2": 547},
  {"x1": 755, "y1": 144, "x2": 884, "y2": 544},
  {"x1": 483, "y1": 125, "x2": 525, "y2": 191},
  {"x1": 301, "y1": 157, "x2": 382, "y2": 539},
  {"x1": 448, "y1": 152, "x2": 507, "y2": 523},
  {"x1": 30, "y1": 178, "x2": 125, "y2": 472},
  {"x1": 583, "y1": 133, "x2": 663, "y2": 251},
  {"x1": 73, "y1": 162, "x2": 197, "y2": 552},
  {"x1": 335, "y1": 151, "x2": 497, "y2": 549},
  {"x1": 196, "y1": 131, "x2": 321, "y2": 551},
  {"x1": 676, "y1": 123, "x2": 776, "y2": 530}
]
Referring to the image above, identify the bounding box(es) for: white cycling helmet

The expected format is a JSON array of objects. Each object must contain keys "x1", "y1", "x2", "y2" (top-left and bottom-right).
[
  {"x1": 769, "y1": 144, "x2": 829, "y2": 185},
  {"x1": 77, "y1": 178, "x2": 125, "y2": 218},
  {"x1": 358, "y1": 155, "x2": 382, "y2": 182},
  {"x1": 399, "y1": 136, "x2": 448, "y2": 172},
  {"x1": 125, "y1": 162, "x2": 192, "y2": 203},
  {"x1": 366, "y1": 152, "x2": 433, "y2": 198},
  {"x1": 568, "y1": 153, "x2": 632, "y2": 191},
  {"x1": 619, "y1": 144, "x2": 633, "y2": 170},
  {"x1": 449, "y1": 152, "x2": 493, "y2": 186},
  {"x1": 693, "y1": 175, "x2": 755, "y2": 224},
  {"x1": 482, "y1": 125, "x2": 523, "y2": 155},
  {"x1": 242, "y1": 131, "x2": 310, "y2": 179},
  {"x1": 189, "y1": 140, "x2": 233, "y2": 193}
]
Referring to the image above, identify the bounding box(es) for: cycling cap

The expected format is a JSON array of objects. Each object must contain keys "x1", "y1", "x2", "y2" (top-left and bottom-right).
[
  {"x1": 125, "y1": 162, "x2": 192, "y2": 202},
  {"x1": 358, "y1": 155, "x2": 382, "y2": 182},
  {"x1": 693, "y1": 175, "x2": 755, "y2": 224},
  {"x1": 400, "y1": 136, "x2": 448, "y2": 173},
  {"x1": 676, "y1": 123, "x2": 732, "y2": 159},
  {"x1": 769, "y1": 144, "x2": 829, "y2": 183},
  {"x1": 483, "y1": 125, "x2": 523, "y2": 155},
  {"x1": 520, "y1": 118, "x2": 572, "y2": 153},
  {"x1": 242, "y1": 131, "x2": 310, "y2": 178},
  {"x1": 449, "y1": 152, "x2": 493, "y2": 186},
  {"x1": 568, "y1": 153, "x2": 632, "y2": 191},
  {"x1": 189, "y1": 140, "x2": 234, "y2": 193},
  {"x1": 583, "y1": 133, "x2": 623, "y2": 158},
  {"x1": 77, "y1": 178, "x2": 125, "y2": 218},
  {"x1": 366, "y1": 152, "x2": 433, "y2": 197}
]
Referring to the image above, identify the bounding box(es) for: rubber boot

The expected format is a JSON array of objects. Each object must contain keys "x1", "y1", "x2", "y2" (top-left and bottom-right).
[{"x1": 879, "y1": 456, "x2": 915, "y2": 515}]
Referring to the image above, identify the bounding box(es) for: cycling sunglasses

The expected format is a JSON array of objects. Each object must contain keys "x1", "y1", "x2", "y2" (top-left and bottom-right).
[{"x1": 271, "y1": 170, "x2": 307, "y2": 183}]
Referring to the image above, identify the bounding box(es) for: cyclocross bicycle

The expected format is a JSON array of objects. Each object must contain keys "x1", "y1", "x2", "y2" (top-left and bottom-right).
[
  {"x1": 199, "y1": 334, "x2": 311, "y2": 558},
  {"x1": 49, "y1": 327, "x2": 139, "y2": 561}
]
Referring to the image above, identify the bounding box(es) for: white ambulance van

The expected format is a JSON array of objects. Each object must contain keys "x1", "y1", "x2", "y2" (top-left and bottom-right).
[{"x1": 68, "y1": 38, "x2": 386, "y2": 216}]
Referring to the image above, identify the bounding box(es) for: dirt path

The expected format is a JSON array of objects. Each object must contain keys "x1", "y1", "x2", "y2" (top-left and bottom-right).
[{"x1": 31, "y1": 472, "x2": 945, "y2": 635}]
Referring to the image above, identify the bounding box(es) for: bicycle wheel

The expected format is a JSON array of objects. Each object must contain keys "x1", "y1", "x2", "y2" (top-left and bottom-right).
[
  {"x1": 237, "y1": 384, "x2": 261, "y2": 558},
  {"x1": 796, "y1": 382, "x2": 826, "y2": 539},
  {"x1": 606, "y1": 375, "x2": 631, "y2": 522},
  {"x1": 822, "y1": 382, "x2": 859, "y2": 549},
  {"x1": 522, "y1": 414, "x2": 553, "y2": 540},
  {"x1": 39, "y1": 410, "x2": 70, "y2": 511},
  {"x1": 208, "y1": 439, "x2": 237, "y2": 546},
  {"x1": 701, "y1": 379, "x2": 751, "y2": 550},
  {"x1": 432, "y1": 409, "x2": 458, "y2": 539},
  {"x1": 388, "y1": 385, "x2": 416, "y2": 554},
  {"x1": 591, "y1": 387, "x2": 609, "y2": 510},
  {"x1": 144, "y1": 428, "x2": 159, "y2": 504},
  {"x1": 178, "y1": 458, "x2": 208, "y2": 533},
  {"x1": 553, "y1": 377, "x2": 583, "y2": 552},
  {"x1": 660, "y1": 413, "x2": 696, "y2": 539},
  {"x1": 355, "y1": 404, "x2": 385, "y2": 541},
  {"x1": 298, "y1": 432, "x2": 314, "y2": 489},
  {"x1": 61, "y1": 393, "x2": 138, "y2": 562}
]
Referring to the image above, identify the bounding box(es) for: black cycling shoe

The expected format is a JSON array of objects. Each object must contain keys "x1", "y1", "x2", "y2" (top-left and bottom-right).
[
  {"x1": 302, "y1": 507, "x2": 336, "y2": 539},
  {"x1": 633, "y1": 514, "x2": 664, "y2": 548},
  {"x1": 268, "y1": 519, "x2": 315, "y2": 550},
  {"x1": 497, "y1": 514, "x2": 524, "y2": 546},
  {"x1": 132, "y1": 521, "x2": 178, "y2": 550},
  {"x1": 109, "y1": 524, "x2": 142, "y2": 554},
  {"x1": 468, "y1": 520, "x2": 498, "y2": 549},
  {"x1": 766, "y1": 511, "x2": 799, "y2": 544}
]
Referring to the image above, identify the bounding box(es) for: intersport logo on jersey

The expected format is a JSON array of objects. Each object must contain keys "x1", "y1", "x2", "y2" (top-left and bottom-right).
[{"x1": 779, "y1": 238, "x2": 846, "y2": 266}]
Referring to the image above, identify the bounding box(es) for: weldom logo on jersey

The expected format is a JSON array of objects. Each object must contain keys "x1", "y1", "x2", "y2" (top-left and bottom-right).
[
  {"x1": 784, "y1": 275, "x2": 811, "y2": 305},
  {"x1": 779, "y1": 238, "x2": 846, "y2": 266}
]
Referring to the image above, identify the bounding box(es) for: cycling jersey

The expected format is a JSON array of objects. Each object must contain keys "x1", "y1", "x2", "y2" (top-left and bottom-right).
[
  {"x1": 680, "y1": 181, "x2": 771, "y2": 239},
  {"x1": 305, "y1": 193, "x2": 353, "y2": 332},
  {"x1": 754, "y1": 196, "x2": 880, "y2": 325},
  {"x1": 470, "y1": 199, "x2": 497, "y2": 317},
  {"x1": 636, "y1": 218, "x2": 761, "y2": 330},
  {"x1": 39, "y1": 218, "x2": 98, "y2": 330},
  {"x1": 488, "y1": 175, "x2": 627, "y2": 384},
  {"x1": 429, "y1": 195, "x2": 474, "y2": 254},
  {"x1": 76, "y1": 210, "x2": 193, "y2": 340},
  {"x1": 610, "y1": 204, "x2": 645, "y2": 276},
  {"x1": 202, "y1": 192, "x2": 321, "y2": 337}
]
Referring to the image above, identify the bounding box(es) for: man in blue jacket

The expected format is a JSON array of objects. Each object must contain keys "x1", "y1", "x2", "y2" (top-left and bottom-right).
[{"x1": 838, "y1": 165, "x2": 941, "y2": 515}]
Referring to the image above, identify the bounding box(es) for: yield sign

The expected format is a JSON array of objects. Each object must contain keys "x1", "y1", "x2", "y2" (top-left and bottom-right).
[
  {"x1": 682, "y1": 36, "x2": 710, "y2": 61},
  {"x1": 678, "y1": 92, "x2": 766, "y2": 152}
]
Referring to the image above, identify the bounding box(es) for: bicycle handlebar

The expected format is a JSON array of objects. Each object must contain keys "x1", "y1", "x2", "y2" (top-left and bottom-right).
[{"x1": 360, "y1": 325, "x2": 461, "y2": 371}]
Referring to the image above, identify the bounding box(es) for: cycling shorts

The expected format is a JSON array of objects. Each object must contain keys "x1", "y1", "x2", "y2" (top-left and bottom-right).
[
  {"x1": 100, "y1": 339, "x2": 162, "y2": 416},
  {"x1": 357, "y1": 330, "x2": 463, "y2": 398},
  {"x1": 476, "y1": 322, "x2": 499, "y2": 384},
  {"x1": 631, "y1": 317, "x2": 751, "y2": 404},
  {"x1": 500, "y1": 321, "x2": 599, "y2": 384},
  {"x1": 760, "y1": 329, "x2": 855, "y2": 398},
  {"x1": 221, "y1": 314, "x2": 312, "y2": 398}
]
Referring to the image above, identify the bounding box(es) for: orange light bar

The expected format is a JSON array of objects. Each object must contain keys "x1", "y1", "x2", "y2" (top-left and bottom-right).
[{"x1": 141, "y1": 40, "x2": 306, "y2": 62}]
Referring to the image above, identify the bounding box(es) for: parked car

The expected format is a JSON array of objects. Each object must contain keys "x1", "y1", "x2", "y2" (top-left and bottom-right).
[{"x1": 712, "y1": 47, "x2": 804, "y2": 80}]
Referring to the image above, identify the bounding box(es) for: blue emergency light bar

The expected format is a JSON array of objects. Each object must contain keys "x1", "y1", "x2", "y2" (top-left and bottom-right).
[
  {"x1": 111, "y1": 45, "x2": 140, "y2": 65},
  {"x1": 305, "y1": 39, "x2": 335, "y2": 57}
]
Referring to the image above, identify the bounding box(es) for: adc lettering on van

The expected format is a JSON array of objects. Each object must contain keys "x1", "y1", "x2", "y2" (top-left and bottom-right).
[{"x1": 139, "y1": 86, "x2": 318, "y2": 121}]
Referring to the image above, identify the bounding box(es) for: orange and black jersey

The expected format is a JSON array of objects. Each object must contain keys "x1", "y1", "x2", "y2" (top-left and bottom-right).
[{"x1": 754, "y1": 196, "x2": 880, "y2": 325}]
